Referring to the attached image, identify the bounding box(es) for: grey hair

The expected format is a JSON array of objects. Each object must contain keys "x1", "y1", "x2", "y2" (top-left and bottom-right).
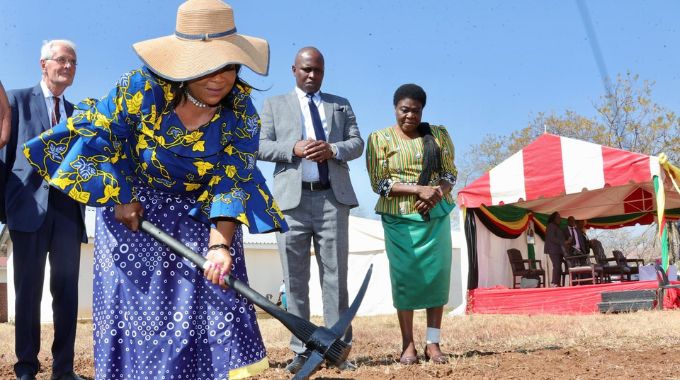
[{"x1": 40, "y1": 39, "x2": 77, "y2": 60}]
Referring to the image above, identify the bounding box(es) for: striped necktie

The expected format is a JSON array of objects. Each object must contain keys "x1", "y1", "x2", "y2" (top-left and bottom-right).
[{"x1": 52, "y1": 96, "x2": 61, "y2": 126}]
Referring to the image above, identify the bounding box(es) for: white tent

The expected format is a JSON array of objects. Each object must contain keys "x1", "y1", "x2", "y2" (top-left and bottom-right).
[
  {"x1": 243, "y1": 215, "x2": 465, "y2": 317},
  {"x1": 5, "y1": 212, "x2": 464, "y2": 322}
]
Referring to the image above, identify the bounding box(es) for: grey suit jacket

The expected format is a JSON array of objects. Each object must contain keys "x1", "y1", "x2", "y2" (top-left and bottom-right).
[
  {"x1": 258, "y1": 91, "x2": 364, "y2": 211},
  {"x1": 0, "y1": 84, "x2": 86, "y2": 241}
]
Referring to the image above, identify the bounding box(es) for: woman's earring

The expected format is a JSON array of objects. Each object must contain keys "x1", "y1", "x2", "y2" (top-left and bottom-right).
[{"x1": 179, "y1": 81, "x2": 185, "y2": 88}]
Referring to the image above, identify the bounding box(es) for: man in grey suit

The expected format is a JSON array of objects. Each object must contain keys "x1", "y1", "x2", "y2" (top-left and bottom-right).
[
  {"x1": 0, "y1": 40, "x2": 85, "y2": 380},
  {"x1": 258, "y1": 46, "x2": 364, "y2": 373}
]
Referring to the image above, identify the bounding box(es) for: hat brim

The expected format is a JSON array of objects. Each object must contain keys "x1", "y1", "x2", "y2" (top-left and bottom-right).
[{"x1": 133, "y1": 33, "x2": 269, "y2": 82}]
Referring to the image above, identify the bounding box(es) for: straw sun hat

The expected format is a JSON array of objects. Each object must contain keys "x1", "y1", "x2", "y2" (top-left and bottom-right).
[{"x1": 133, "y1": 0, "x2": 269, "y2": 82}]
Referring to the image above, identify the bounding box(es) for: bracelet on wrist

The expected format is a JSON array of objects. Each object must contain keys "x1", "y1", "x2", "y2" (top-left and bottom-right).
[{"x1": 207, "y1": 243, "x2": 230, "y2": 252}]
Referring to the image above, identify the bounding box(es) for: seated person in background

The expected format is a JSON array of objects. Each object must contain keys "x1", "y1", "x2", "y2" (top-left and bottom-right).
[
  {"x1": 576, "y1": 219, "x2": 590, "y2": 253},
  {"x1": 565, "y1": 216, "x2": 589, "y2": 256},
  {"x1": 276, "y1": 280, "x2": 287, "y2": 310}
]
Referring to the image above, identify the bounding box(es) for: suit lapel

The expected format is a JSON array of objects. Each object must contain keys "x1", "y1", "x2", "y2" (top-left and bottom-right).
[
  {"x1": 65, "y1": 98, "x2": 74, "y2": 117},
  {"x1": 286, "y1": 91, "x2": 303, "y2": 139},
  {"x1": 321, "y1": 93, "x2": 334, "y2": 139},
  {"x1": 31, "y1": 84, "x2": 51, "y2": 131}
]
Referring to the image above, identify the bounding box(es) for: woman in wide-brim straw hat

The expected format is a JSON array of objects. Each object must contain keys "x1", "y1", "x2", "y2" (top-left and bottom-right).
[{"x1": 23, "y1": 0, "x2": 287, "y2": 378}]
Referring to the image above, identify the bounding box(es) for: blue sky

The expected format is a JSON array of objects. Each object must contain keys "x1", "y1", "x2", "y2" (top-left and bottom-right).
[{"x1": 2, "y1": 1, "x2": 679, "y2": 219}]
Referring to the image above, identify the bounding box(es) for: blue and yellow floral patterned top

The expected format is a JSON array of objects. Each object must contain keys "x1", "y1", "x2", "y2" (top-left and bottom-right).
[{"x1": 24, "y1": 67, "x2": 287, "y2": 233}]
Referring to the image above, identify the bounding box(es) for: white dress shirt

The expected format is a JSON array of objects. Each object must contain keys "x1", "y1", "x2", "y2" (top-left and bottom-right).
[
  {"x1": 569, "y1": 226, "x2": 581, "y2": 251},
  {"x1": 295, "y1": 87, "x2": 329, "y2": 182},
  {"x1": 40, "y1": 80, "x2": 66, "y2": 126}
]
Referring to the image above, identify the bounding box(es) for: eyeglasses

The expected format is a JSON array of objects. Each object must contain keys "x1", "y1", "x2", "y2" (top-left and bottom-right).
[{"x1": 45, "y1": 56, "x2": 78, "y2": 66}]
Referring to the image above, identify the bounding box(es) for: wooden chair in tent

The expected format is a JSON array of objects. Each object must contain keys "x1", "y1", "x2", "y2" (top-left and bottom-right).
[
  {"x1": 559, "y1": 257, "x2": 569, "y2": 287},
  {"x1": 507, "y1": 248, "x2": 546, "y2": 288},
  {"x1": 612, "y1": 250, "x2": 644, "y2": 280},
  {"x1": 590, "y1": 239, "x2": 627, "y2": 282},
  {"x1": 562, "y1": 249, "x2": 603, "y2": 286}
]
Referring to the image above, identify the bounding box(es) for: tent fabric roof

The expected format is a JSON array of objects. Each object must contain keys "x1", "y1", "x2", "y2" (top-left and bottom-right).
[{"x1": 457, "y1": 134, "x2": 680, "y2": 220}]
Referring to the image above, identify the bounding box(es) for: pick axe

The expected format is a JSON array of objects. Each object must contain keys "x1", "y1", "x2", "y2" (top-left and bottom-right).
[{"x1": 139, "y1": 219, "x2": 372, "y2": 380}]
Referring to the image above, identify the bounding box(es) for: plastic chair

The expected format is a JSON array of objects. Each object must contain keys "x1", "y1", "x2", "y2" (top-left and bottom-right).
[{"x1": 655, "y1": 265, "x2": 680, "y2": 310}]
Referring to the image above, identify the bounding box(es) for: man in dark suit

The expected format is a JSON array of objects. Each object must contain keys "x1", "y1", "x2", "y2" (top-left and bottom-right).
[
  {"x1": 258, "y1": 46, "x2": 364, "y2": 373},
  {"x1": 566, "y1": 216, "x2": 589, "y2": 255},
  {"x1": 0, "y1": 40, "x2": 85, "y2": 380},
  {"x1": 575, "y1": 219, "x2": 590, "y2": 254}
]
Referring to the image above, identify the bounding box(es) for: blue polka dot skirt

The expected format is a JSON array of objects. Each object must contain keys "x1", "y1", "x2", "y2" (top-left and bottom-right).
[{"x1": 92, "y1": 186, "x2": 268, "y2": 379}]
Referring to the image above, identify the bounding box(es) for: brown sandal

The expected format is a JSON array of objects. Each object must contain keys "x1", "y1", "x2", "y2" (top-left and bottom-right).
[{"x1": 424, "y1": 343, "x2": 449, "y2": 364}]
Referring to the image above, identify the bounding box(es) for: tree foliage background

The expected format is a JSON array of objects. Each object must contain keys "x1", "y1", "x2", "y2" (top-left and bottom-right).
[{"x1": 459, "y1": 72, "x2": 680, "y2": 182}]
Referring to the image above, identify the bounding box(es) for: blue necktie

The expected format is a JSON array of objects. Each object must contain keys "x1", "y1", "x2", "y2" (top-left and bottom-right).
[{"x1": 307, "y1": 93, "x2": 329, "y2": 185}]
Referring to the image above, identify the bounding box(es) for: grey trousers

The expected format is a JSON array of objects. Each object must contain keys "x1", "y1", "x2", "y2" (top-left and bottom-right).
[{"x1": 276, "y1": 188, "x2": 352, "y2": 354}]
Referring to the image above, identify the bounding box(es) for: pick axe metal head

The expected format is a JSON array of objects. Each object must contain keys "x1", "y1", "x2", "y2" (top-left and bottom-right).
[
  {"x1": 139, "y1": 219, "x2": 372, "y2": 379},
  {"x1": 292, "y1": 263, "x2": 373, "y2": 380}
]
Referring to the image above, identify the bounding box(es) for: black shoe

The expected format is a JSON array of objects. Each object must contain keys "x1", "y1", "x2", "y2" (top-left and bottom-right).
[
  {"x1": 17, "y1": 375, "x2": 36, "y2": 380},
  {"x1": 50, "y1": 372, "x2": 84, "y2": 380},
  {"x1": 285, "y1": 352, "x2": 310, "y2": 374}
]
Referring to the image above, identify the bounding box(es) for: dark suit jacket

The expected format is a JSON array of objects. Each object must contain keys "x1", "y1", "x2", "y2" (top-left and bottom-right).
[
  {"x1": 544, "y1": 222, "x2": 567, "y2": 256},
  {"x1": 565, "y1": 225, "x2": 589, "y2": 255},
  {"x1": 0, "y1": 84, "x2": 86, "y2": 241}
]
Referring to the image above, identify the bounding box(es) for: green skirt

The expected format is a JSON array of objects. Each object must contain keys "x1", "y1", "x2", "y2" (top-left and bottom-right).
[{"x1": 381, "y1": 201, "x2": 454, "y2": 310}]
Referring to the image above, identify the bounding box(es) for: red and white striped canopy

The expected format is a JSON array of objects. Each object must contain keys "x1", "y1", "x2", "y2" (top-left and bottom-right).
[{"x1": 457, "y1": 134, "x2": 680, "y2": 220}]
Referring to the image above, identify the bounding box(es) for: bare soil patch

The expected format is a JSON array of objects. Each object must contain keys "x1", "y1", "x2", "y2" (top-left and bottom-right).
[{"x1": 2, "y1": 310, "x2": 680, "y2": 379}]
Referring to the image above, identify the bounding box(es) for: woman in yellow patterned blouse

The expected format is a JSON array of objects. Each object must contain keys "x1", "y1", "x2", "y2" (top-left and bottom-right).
[
  {"x1": 23, "y1": 1, "x2": 287, "y2": 379},
  {"x1": 366, "y1": 83, "x2": 457, "y2": 365}
]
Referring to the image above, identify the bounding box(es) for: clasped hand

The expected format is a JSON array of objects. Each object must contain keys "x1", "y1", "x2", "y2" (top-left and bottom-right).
[
  {"x1": 294, "y1": 139, "x2": 333, "y2": 162},
  {"x1": 415, "y1": 186, "x2": 444, "y2": 216}
]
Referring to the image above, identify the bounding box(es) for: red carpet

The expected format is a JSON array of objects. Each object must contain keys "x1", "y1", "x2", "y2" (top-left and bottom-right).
[{"x1": 468, "y1": 280, "x2": 680, "y2": 315}]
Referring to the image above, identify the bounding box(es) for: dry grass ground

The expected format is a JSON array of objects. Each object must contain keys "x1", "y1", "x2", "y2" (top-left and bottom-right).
[{"x1": 2, "y1": 310, "x2": 680, "y2": 379}]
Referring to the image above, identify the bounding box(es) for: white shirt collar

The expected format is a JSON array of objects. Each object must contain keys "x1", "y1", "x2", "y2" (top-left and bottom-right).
[
  {"x1": 295, "y1": 87, "x2": 321, "y2": 103},
  {"x1": 40, "y1": 80, "x2": 63, "y2": 101}
]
